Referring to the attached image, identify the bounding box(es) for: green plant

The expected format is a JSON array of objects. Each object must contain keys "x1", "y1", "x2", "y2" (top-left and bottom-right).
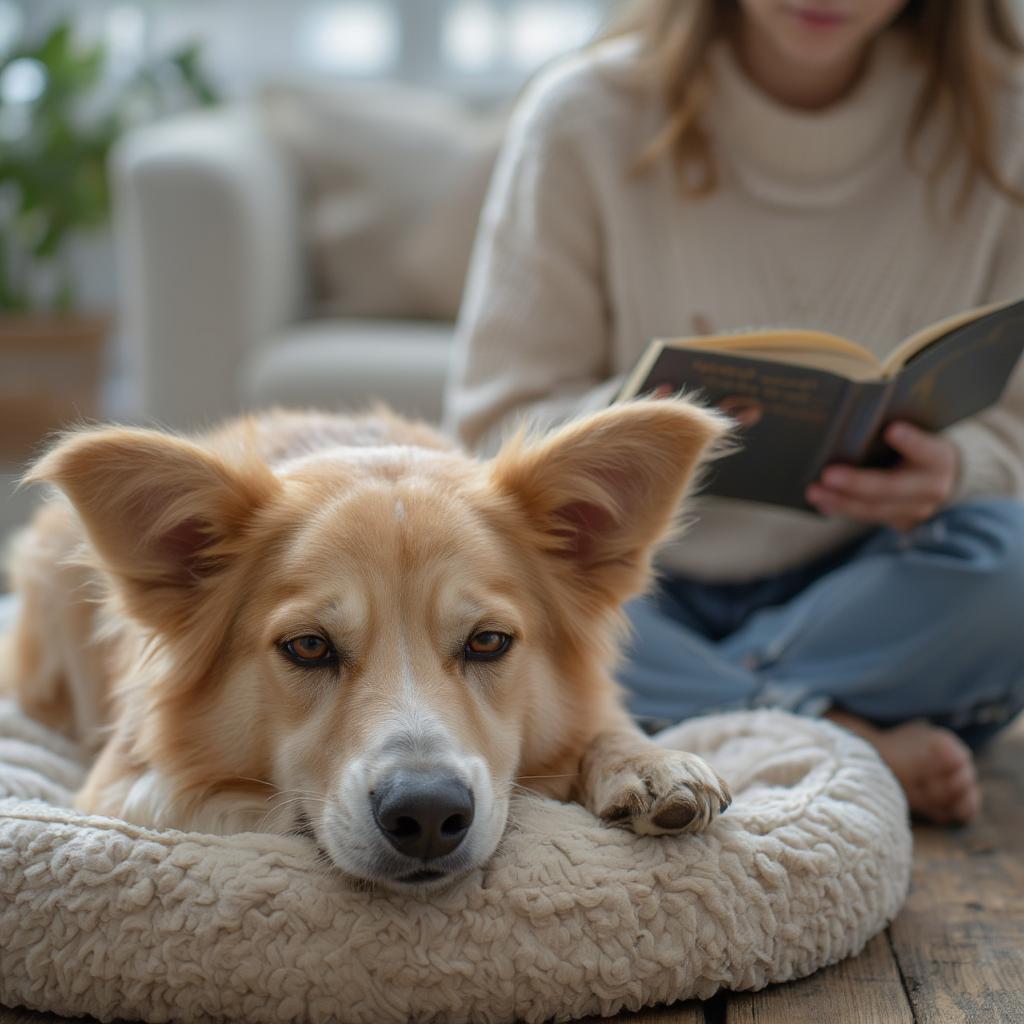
[{"x1": 0, "y1": 18, "x2": 218, "y2": 313}]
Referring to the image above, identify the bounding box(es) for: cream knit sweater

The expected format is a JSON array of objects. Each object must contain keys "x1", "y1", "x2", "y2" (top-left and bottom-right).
[{"x1": 445, "y1": 33, "x2": 1024, "y2": 582}]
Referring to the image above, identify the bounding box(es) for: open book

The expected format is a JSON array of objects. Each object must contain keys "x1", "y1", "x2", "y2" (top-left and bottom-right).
[{"x1": 617, "y1": 298, "x2": 1024, "y2": 510}]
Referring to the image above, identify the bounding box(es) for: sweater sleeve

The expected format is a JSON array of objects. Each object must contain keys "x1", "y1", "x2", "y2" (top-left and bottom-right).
[
  {"x1": 947, "y1": 197, "x2": 1024, "y2": 500},
  {"x1": 443, "y1": 65, "x2": 620, "y2": 455}
]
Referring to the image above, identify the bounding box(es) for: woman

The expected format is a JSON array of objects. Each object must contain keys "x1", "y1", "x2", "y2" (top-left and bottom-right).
[{"x1": 445, "y1": 0, "x2": 1024, "y2": 824}]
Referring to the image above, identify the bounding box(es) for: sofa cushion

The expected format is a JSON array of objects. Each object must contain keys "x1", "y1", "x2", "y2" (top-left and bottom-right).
[
  {"x1": 262, "y1": 82, "x2": 503, "y2": 322},
  {"x1": 243, "y1": 318, "x2": 454, "y2": 423}
]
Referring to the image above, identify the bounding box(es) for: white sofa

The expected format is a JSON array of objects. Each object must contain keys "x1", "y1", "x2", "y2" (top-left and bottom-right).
[{"x1": 112, "y1": 89, "x2": 500, "y2": 431}]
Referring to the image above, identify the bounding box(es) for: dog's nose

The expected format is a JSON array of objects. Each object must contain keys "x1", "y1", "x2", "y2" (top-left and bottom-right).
[{"x1": 372, "y1": 772, "x2": 475, "y2": 859}]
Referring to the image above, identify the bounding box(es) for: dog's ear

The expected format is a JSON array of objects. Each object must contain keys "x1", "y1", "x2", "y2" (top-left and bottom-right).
[
  {"x1": 27, "y1": 426, "x2": 280, "y2": 625},
  {"x1": 490, "y1": 399, "x2": 728, "y2": 606}
]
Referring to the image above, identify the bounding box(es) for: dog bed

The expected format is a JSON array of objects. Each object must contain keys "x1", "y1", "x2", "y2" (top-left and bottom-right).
[{"x1": 0, "y1": 699, "x2": 911, "y2": 1024}]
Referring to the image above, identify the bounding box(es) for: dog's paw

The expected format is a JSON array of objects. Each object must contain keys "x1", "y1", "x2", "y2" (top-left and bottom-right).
[{"x1": 593, "y1": 748, "x2": 731, "y2": 836}]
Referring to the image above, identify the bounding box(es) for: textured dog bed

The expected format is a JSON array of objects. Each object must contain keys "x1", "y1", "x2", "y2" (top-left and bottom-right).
[{"x1": 0, "y1": 699, "x2": 911, "y2": 1024}]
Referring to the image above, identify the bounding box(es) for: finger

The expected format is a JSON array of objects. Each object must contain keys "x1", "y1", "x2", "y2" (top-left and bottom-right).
[
  {"x1": 819, "y1": 464, "x2": 926, "y2": 502},
  {"x1": 806, "y1": 485, "x2": 936, "y2": 527},
  {"x1": 884, "y1": 421, "x2": 949, "y2": 467},
  {"x1": 808, "y1": 480, "x2": 936, "y2": 519}
]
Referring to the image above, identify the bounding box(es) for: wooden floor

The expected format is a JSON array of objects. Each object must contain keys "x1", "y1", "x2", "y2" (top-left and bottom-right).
[{"x1": 4, "y1": 720, "x2": 1022, "y2": 1024}]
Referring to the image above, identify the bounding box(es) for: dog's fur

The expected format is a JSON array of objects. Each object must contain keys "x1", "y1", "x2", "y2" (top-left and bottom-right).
[{"x1": 2, "y1": 401, "x2": 731, "y2": 891}]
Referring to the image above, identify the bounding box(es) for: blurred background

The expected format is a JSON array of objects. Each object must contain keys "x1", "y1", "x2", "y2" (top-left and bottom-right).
[{"x1": 0, "y1": 0, "x2": 618, "y2": 550}]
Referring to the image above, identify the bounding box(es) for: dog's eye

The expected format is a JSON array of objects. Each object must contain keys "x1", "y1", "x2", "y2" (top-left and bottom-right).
[
  {"x1": 465, "y1": 630, "x2": 512, "y2": 661},
  {"x1": 282, "y1": 635, "x2": 337, "y2": 668}
]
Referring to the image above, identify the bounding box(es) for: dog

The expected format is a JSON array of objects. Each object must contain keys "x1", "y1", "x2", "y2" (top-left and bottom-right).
[{"x1": 2, "y1": 400, "x2": 731, "y2": 892}]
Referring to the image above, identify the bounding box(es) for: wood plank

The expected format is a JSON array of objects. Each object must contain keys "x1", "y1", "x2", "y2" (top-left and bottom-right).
[
  {"x1": 887, "y1": 722, "x2": 1024, "y2": 1024},
  {"x1": 724, "y1": 932, "x2": 913, "y2": 1023},
  {"x1": 577, "y1": 1000, "x2": 706, "y2": 1023},
  {"x1": 974, "y1": 718, "x2": 1024, "y2": 859}
]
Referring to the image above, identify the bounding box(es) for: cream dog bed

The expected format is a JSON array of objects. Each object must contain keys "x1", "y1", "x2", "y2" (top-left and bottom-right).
[{"x1": 0, "y1": 699, "x2": 911, "y2": 1024}]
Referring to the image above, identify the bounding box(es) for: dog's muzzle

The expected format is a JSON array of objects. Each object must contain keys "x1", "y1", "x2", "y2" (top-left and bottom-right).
[{"x1": 371, "y1": 770, "x2": 475, "y2": 862}]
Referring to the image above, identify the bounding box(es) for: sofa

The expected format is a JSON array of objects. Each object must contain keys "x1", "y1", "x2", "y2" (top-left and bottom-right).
[{"x1": 112, "y1": 83, "x2": 505, "y2": 431}]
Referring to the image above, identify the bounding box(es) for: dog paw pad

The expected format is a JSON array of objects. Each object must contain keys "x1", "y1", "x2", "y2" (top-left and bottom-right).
[{"x1": 651, "y1": 804, "x2": 696, "y2": 831}]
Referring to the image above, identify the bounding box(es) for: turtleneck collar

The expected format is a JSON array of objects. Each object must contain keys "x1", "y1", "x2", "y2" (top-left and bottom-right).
[{"x1": 706, "y1": 31, "x2": 923, "y2": 206}]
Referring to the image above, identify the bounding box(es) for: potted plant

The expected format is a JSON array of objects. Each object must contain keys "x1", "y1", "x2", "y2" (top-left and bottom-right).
[{"x1": 0, "y1": 18, "x2": 216, "y2": 460}]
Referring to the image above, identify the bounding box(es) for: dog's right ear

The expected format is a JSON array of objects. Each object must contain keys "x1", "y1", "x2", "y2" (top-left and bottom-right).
[{"x1": 27, "y1": 427, "x2": 280, "y2": 626}]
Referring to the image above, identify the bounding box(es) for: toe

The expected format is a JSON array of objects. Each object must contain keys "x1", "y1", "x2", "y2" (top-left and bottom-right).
[
  {"x1": 926, "y1": 728, "x2": 973, "y2": 775},
  {"x1": 946, "y1": 760, "x2": 978, "y2": 797},
  {"x1": 912, "y1": 764, "x2": 981, "y2": 825},
  {"x1": 953, "y1": 787, "x2": 982, "y2": 823}
]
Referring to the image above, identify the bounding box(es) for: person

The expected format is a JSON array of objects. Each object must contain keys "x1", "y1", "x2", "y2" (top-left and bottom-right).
[{"x1": 444, "y1": 0, "x2": 1024, "y2": 825}]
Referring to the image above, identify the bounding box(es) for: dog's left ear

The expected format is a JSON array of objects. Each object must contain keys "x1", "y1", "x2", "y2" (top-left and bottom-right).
[{"x1": 490, "y1": 399, "x2": 728, "y2": 605}]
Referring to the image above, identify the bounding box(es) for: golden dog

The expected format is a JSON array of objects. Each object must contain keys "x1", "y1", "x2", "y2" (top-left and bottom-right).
[{"x1": 2, "y1": 400, "x2": 731, "y2": 891}]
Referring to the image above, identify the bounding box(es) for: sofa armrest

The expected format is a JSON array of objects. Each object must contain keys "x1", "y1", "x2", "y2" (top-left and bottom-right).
[{"x1": 112, "y1": 104, "x2": 305, "y2": 430}]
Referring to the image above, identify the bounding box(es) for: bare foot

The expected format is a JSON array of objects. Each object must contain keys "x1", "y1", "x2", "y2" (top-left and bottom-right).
[{"x1": 826, "y1": 711, "x2": 981, "y2": 825}]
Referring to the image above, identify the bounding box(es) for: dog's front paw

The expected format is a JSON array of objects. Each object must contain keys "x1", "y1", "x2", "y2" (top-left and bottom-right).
[{"x1": 593, "y1": 748, "x2": 731, "y2": 836}]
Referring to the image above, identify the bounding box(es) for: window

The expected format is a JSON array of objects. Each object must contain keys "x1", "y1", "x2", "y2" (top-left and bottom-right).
[
  {"x1": 3, "y1": 0, "x2": 618, "y2": 99},
  {"x1": 443, "y1": 2, "x2": 500, "y2": 74},
  {"x1": 443, "y1": 0, "x2": 609, "y2": 77},
  {"x1": 303, "y1": 2, "x2": 400, "y2": 75}
]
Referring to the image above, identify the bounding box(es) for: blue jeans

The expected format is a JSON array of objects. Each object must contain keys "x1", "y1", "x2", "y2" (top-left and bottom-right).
[{"x1": 620, "y1": 499, "x2": 1024, "y2": 749}]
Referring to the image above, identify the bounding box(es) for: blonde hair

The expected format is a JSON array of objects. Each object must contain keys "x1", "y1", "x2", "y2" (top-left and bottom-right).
[{"x1": 604, "y1": 0, "x2": 1024, "y2": 204}]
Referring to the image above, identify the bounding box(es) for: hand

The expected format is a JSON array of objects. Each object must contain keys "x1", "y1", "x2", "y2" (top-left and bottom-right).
[{"x1": 805, "y1": 421, "x2": 959, "y2": 530}]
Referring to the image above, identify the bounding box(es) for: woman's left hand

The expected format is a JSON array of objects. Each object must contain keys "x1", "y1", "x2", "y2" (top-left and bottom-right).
[{"x1": 805, "y1": 421, "x2": 959, "y2": 531}]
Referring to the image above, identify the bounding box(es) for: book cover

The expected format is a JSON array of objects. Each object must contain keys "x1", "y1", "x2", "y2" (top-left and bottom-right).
[{"x1": 620, "y1": 299, "x2": 1024, "y2": 511}]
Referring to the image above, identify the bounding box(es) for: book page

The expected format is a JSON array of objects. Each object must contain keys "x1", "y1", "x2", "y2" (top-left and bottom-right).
[{"x1": 669, "y1": 330, "x2": 883, "y2": 382}]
